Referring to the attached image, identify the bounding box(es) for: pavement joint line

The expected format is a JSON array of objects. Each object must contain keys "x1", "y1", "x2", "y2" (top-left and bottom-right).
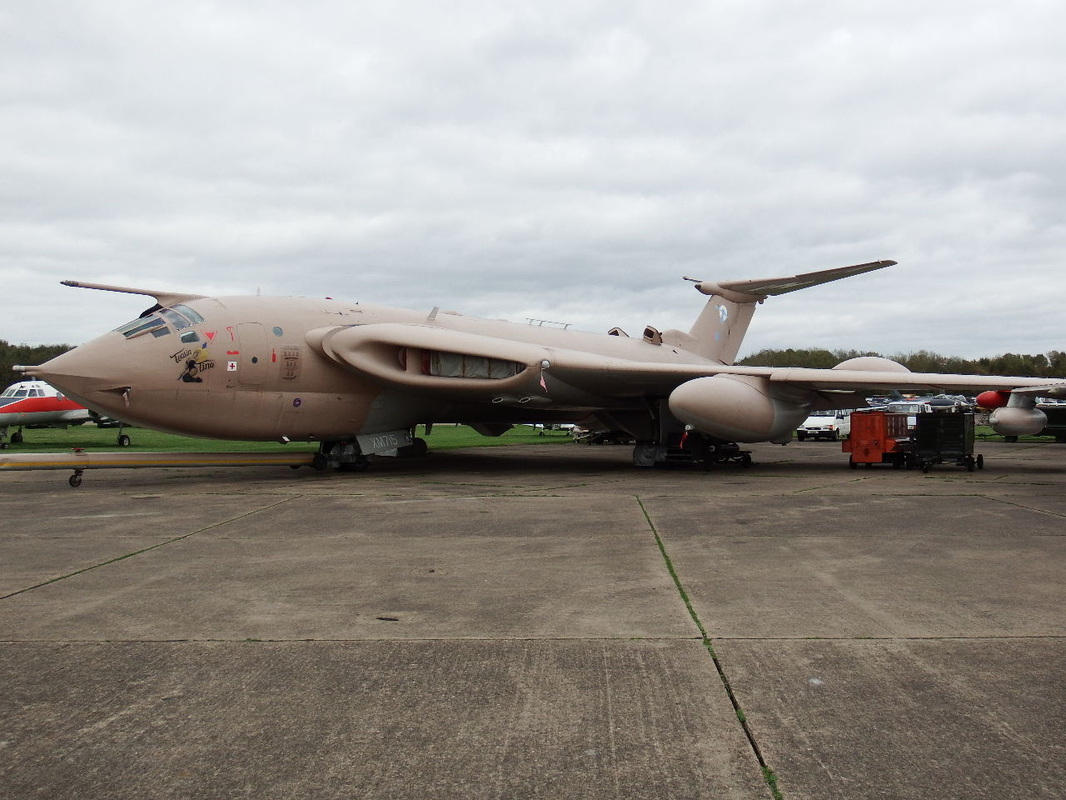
[
  {"x1": 0, "y1": 495, "x2": 302, "y2": 601},
  {"x1": 790, "y1": 476, "x2": 874, "y2": 493},
  {"x1": 635, "y1": 495, "x2": 784, "y2": 800},
  {"x1": 984, "y1": 495, "x2": 1066, "y2": 520}
]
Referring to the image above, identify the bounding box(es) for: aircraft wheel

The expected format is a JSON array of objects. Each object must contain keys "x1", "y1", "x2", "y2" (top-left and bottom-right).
[
  {"x1": 740, "y1": 453, "x2": 752, "y2": 468},
  {"x1": 10, "y1": 431, "x2": 23, "y2": 444},
  {"x1": 311, "y1": 453, "x2": 329, "y2": 471},
  {"x1": 398, "y1": 438, "x2": 429, "y2": 458},
  {"x1": 336, "y1": 457, "x2": 370, "y2": 472},
  {"x1": 976, "y1": 454, "x2": 985, "y2": 470},
  {"x1": 0, "y1": 442, "x2": 7, "y2": 450},
  {"x1": 117, "y1": 434, "x2": 131, "y2": 447},
  {"x1": 69, "y1": 471, "x2": 83, "y2": 488}
]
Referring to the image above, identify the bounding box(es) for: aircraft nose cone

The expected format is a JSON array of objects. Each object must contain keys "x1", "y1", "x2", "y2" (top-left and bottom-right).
[{"x1": 29, "y1": 338, "x2": 132, "y2": 413}]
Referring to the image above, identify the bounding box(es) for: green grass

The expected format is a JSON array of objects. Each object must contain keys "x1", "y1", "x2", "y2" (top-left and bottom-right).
[
  {"x1": 1, "y1": 423, "x2": 575, "y2": 453},
  {"x1": 10, "y1": 420, "x2": 1054, "y2": 454},
  {"x1": 974, "y1": 424, "x2": 1063, "y2": 443}
]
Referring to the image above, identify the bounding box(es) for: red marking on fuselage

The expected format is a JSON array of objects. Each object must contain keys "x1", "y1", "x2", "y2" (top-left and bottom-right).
[
  {"x1": 0, "y1": 396, "x2": 86, "y2": 421},
  {"x1": 0, "y1": 397, "x2": 83, "y2": 413}
]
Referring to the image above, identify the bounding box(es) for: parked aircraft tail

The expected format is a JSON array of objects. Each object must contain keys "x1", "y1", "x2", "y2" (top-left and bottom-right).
[{"x1": 664, "y1": 260, "x2": 895, "y2": 364}]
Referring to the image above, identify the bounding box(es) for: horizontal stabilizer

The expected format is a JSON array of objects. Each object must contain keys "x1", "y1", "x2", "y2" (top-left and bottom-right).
[{"x1": 691, "y1": 260, "x2": 895, "y2": 300}]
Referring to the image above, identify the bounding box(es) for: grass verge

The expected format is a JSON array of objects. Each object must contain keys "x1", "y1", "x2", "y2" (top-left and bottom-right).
[{"x1": 1, "y1": 423, "x2": 576, "y2": 453}]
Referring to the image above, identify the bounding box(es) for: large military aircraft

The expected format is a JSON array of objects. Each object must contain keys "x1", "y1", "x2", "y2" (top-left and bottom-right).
[
  {"x1": 19, "y1": 261, "x2": 1065, "y2": 470},
  {"x1": 0, "y1": 379, "x2": 93, "y2": 449}
]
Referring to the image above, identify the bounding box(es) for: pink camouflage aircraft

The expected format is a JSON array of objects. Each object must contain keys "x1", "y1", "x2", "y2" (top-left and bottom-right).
[{"x1": 17, "y1": 261, "x2": 1066, "y2": 472}]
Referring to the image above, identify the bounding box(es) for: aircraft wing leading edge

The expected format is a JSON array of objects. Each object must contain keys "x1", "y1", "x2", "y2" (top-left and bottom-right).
[
  {"x1": 761, "y1": 367, "x2": 1066, "y2": 395},
  {"x1": 310, "y1": 320, "x2": 1066, "y2": 400}
]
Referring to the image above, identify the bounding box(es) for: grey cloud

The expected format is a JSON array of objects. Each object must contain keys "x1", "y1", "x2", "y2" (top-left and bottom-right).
[{"x1": 1, "y1": 1, "x2": 1063, "y2": 361}]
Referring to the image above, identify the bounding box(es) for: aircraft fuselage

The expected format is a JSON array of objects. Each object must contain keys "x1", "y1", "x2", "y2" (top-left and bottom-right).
[{"x1": 33, "y1": 295, "x2": 709, "y2": 444}]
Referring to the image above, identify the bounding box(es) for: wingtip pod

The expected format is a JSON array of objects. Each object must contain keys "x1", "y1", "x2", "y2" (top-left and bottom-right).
[{"x1": 691, "y1": 260, "x2": 896, "y2": 299}]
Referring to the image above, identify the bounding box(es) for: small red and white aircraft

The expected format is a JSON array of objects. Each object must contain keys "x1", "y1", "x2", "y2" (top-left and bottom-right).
[{"x1": 0, "y1": 380, "x2": 102, "y2": 449}]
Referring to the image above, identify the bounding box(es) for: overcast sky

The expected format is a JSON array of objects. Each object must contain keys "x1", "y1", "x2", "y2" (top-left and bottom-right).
[{"x1": 2, "y1": 1, "x2": 1064, "y2": 361}]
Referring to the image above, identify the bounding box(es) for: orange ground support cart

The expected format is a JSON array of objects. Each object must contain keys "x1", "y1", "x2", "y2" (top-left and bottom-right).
[{"x1": 843, "y1": 410, "x2": 913, "y2": 468}]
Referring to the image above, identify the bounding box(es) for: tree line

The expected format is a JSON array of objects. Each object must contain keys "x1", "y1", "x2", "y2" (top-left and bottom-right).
[
  {"x1": 0, "y1": 341, "x2": 74, "y2": 388},
  {"x1": 738, "y1": 348, "x2": 1066, "y2": 378}
]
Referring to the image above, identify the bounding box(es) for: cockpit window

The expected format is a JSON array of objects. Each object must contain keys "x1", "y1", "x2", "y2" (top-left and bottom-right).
[
  {"x1": 160, "y1": 308, "x2": 191, "y2": 330},
  {"x1": 172, "y1": 304, "x2": 205, "y2": 324},
  {"x1": 115, "y1": 303, "x2": 205, "y2": 340},
  {"x1": 115, "y1": 315, "x2": 168, "y2": 339}
]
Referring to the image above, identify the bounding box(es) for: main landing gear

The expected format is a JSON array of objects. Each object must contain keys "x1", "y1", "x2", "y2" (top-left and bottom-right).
[
  {"x1": 314, "y1": 436, "x2": 429, "y2": 472},
  {"x1": 632, "y1": 433, "x2": 753, "y2": 470}
]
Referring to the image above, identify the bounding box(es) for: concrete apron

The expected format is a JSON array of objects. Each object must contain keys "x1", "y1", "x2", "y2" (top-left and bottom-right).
[{"x1": 0, "y1": 439, "x2": 1062, "y2": 799}]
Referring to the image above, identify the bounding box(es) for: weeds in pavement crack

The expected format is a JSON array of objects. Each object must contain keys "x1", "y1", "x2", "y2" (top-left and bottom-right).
[{"x1": 636, "y1": 495, "x2": 785, "y2": 800}]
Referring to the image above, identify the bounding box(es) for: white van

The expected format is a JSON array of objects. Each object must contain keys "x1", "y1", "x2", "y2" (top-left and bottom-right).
[{"x1": 796, "y1": 410, "x2": 851, "y2": 441}]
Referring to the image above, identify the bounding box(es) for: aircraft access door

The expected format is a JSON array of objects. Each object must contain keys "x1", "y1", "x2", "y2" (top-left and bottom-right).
[{"x1": 237, "y1": 323, "x2": 268, "y2": 385}]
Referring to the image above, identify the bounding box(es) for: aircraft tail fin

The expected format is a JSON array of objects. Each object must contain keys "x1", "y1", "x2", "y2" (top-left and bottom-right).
[{"x1": 665, "y1": 260, "x2": 895, "y2": 363}]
